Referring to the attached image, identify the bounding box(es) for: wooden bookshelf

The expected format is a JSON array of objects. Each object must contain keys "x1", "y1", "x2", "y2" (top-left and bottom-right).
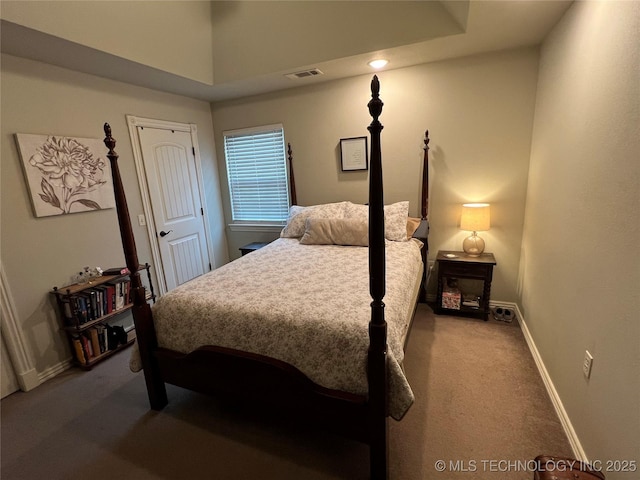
[{"x1": 51, "y1": 264, "x2": 155, "y2": 369}]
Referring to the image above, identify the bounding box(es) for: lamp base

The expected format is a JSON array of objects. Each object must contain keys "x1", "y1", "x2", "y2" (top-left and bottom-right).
[{"x1": 463, "y1": 232, "x2": 485, "y2": 257}]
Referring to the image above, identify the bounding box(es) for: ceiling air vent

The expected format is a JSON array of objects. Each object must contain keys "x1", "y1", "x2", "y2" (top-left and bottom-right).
[{"x1": 284, "y1": 68, "x2": 324, "y2": 80}]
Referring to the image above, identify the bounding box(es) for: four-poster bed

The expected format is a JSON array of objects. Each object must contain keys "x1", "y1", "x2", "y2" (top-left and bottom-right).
[{"x1": 103, "y1": 76, "x2": 430, "y2": 480}]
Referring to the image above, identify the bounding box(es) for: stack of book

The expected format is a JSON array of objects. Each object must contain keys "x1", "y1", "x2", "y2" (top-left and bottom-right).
[
  {"x1": 62, "y1": 277, "x2": 132, "y2": 326},
  {"x1": 71, "y1": 325, "x2": 109, "y2": 365},
  {"x1": 70, "y1": 324, "x2": 129, "y2": 365},
  {"x1": 462, "y1": 294, "x2": 481, "y2": 309}
]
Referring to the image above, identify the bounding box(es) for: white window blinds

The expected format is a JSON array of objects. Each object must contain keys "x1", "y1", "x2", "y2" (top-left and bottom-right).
[{"x1": 223, "y1": 124, "x2": 290, "y2": 223}]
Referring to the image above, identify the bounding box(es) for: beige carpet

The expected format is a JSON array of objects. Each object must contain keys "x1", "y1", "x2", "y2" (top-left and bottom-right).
[{"x1": 1, "y1": 304, "x2": 572, "y2": 479}]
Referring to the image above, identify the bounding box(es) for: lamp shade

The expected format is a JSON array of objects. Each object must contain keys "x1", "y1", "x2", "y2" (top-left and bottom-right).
[{"x1": 460, "y1": 203, "x2": 490, "y2": 232}]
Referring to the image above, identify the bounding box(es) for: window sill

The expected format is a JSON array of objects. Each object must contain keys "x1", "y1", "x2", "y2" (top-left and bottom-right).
[{"x1": 228, "y1": 223, "x2": 284, "y2": 233}]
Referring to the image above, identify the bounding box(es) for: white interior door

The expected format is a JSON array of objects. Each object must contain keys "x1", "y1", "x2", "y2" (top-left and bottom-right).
[{"x1": 138, "y1": 127, "x2": 211, "y2": 291}]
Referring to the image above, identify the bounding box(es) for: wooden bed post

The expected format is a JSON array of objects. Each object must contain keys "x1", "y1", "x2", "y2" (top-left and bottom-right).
[
  {"x1": 367, "y1": 75, "x2": 389, "y2": 480},
  {"x1": 422, "y1": 130, "x2": 430, "y2": 220},
  {"x1": 103, "y1": 123, "x2": 168, "y2": 410},
  {"x1": 287, "y1": 142, "x2": 297, "y2": 206}
]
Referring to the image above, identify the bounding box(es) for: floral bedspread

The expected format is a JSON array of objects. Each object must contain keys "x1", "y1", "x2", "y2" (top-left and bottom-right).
[{"x1": 133, "y1": 238, "x2": 423, "y2": 419}]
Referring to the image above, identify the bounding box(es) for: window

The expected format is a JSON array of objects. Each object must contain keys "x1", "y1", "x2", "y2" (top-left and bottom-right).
[{"x1": 223, "y1": 124, "x2": 290, "y2": 227}]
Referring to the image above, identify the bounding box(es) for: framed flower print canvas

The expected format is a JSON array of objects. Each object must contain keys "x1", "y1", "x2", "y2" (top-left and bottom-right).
[{"x1": 15, "y1": 134, "x2": 116, "y2": 217}]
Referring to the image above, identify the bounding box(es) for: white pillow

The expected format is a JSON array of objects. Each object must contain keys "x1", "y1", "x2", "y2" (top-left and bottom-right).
[
  {"x1": 343, "y1": 201, "x2": 410, "y2": 242},
  {"x1": 280, "y1": 202, "x2": 348, "y2": 238},
  {"x1": 300, "y1": 217, "x2": 368, "y2": 246}
]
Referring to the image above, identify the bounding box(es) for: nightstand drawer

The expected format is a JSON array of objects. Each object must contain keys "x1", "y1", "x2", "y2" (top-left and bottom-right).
[{"x1": 439, "y1": 262, "x2": 494, "y2": 279}]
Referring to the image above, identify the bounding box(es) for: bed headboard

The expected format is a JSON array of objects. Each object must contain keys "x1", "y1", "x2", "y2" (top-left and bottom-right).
[{"x1": 285, "y1": 126, "x2": 429, "y2": 221}]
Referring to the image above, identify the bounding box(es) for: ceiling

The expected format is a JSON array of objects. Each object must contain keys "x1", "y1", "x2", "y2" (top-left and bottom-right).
[{"x1": 0, "y1": 1, "x2": 573, "y2": 103}]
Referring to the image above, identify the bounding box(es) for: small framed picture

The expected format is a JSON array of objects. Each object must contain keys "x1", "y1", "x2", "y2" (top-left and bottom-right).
[{"x1": 340, "y1": 136, "x2": 368, "y2": 171}]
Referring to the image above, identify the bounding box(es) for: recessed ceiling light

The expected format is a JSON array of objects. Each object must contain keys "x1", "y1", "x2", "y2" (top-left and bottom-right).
[{"x1": 368, "y1": 59, "x2": 388, "y2": 69}]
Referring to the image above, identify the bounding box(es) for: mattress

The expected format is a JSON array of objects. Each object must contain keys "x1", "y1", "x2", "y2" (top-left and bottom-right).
[{"x1": 132, "y1": 237, "x2": 424, "y2": 419}]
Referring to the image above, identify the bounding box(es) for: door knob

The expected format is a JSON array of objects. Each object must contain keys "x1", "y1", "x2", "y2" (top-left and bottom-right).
[{"x1": 159, "y1": 230, "x2": 173, "y2": 237}]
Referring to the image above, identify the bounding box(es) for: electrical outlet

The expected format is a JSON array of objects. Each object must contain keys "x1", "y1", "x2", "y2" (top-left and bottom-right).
[
  {"x1": 583, "y1": 350, "x2": 593, "y2": 379},
  {"x1": 137, "y1": 214, "x2": 146, "y2": 226}
]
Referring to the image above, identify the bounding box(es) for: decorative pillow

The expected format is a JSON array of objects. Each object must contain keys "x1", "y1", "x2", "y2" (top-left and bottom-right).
[
  {"x1": 344, "y1": 201, "x2": 410, "y2": 241},
  {"x1": 280, "y1": 202, "x2": 348, "y2": 238},
  {"x1": 300, "y1": 218, "x2": 368, "y2": 246},
  {"x1": 406, "y1": 217, "x2": 422, "y2": 239}
]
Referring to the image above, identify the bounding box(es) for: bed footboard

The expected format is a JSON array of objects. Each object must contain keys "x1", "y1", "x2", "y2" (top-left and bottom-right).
[{"x1": 155, "y1": 346, "x2": 371, "y2": 441}]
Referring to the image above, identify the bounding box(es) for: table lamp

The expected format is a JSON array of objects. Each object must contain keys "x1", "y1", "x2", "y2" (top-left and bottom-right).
[{"x1": 460, "y1": 203, "x2": 490, "y2": 256}]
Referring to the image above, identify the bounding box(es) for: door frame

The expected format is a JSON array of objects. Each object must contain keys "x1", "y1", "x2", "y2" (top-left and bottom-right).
[
  {"x1": 0, "y1": 263, "x2": 40, "y2": 392},
  {"x1": 126, "y1": 115, "x2": 215, "y2": 296}
]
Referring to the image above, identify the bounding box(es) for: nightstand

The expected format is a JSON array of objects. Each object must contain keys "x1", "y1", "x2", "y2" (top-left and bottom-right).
[
  {"x1": 435, "y1": 250, "x2": 496, "y2": 321},
  {"x1": 239, "y1": 241, "x2": 271, "y2": 256}
]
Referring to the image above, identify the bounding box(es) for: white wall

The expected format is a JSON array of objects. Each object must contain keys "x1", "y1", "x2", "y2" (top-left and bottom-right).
[
  {"x1": 1, "y1": 0, "x2": 214, "y2": 84},
  {"x1": 212, "y1": 48, "x2": 539, "y2": 303},
  {"x1": 1, "y1": 54, "x2": 227, "y2": 376},
  {"x1": 210, "y1": 1, "x2": 459, "y2": 84},
  {"x1": 523, "y1": 0, "x2": 639, "y2": 472}
]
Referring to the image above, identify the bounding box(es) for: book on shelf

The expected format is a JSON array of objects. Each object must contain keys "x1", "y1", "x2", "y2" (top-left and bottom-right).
[
  {"x1": 116, "y1": 282, "x2": 125, "y2": 310},
  {"x1": 61, "y1": 296, "x2": 80, "y2": 327},
  {"x1": 462, "y1": 294, "x2": 481, "y2": 309},
  {"x1": 79, "y1": 334, "x2": 92, "y2": 361},
  {"x1": 75, "y1": 295, "x2": 89, "y2": 324},
  {"x1": 462, "y1": 301, "x2": 480, "y2": 308},
  {"x1": 89, "y1": 290, "x2": 100, "y2": 318},
  {"x1": 95, "y1": 325, "x2": 107, "y2": 354},
  {"x1": 107, "y1": 277, "x2": 131, "y2": 310},
  {"x1": 93, "y1": 286, "x2": 106, "y2": 317},
  {"x1": 102, "y1": 267, "x2": 130, "y2": 276},
  {"x1": 62, "y1": 300, "x2": 73, "y2": 322},
  {"x1": 78, "y1": 292, "x2": 93, "y2": 321},
  {"x1": 105, "y1": 285, "x2": 115, "y2": 313},
  {"x1": 72, "y1": 336, "x2": 87, "y2": 365},
  {"x1": 89, "y1": 328, "x2": 101, "y2": 357},
  {"x1": 106, "y1": 279, "x2": 118, "y2": 309}
]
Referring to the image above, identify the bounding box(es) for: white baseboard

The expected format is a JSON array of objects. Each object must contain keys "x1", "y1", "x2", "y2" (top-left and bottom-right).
[
  {"x1": 37, "y1": 358, "x2": 73, "y2": 384},
  {"x1": 493, "y1": 301, "x2": 587, "y2": 462},
  {"x1": 16, "y1": 367, "x2": 40, "y2": 392}
]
